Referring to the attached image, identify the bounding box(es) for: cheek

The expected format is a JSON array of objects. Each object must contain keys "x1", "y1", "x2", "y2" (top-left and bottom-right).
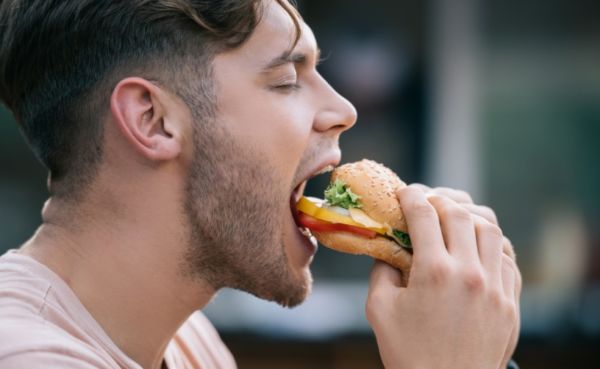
[
  {"x1": 265, "y1": 104, "x2": 312, "y2": 177},
  {"x1": 268, "y1": 107, "x2": 311, "y2": 157},
  {"x1": 223, "y1": 94, "x2": 313, "y2": 176}
]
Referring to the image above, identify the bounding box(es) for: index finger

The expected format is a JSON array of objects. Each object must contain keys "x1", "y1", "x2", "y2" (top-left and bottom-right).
[{"x1": 397, "y1": 185, "x2": 448, "y2": 263}]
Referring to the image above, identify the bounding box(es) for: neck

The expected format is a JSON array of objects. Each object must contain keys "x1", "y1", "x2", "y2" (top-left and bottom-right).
[{"x1": 21, "y1": 193, "x2": 215, "y2": 369}]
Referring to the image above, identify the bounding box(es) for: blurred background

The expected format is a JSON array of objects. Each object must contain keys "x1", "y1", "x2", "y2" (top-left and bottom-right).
[{"x1": 1, "y1": 0, "x2": 599, "y2": 368}]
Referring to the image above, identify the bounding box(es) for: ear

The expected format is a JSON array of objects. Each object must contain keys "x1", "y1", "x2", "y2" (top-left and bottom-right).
[{"x1": 110, "y1": 77, "x2": 182, "y2": 161}]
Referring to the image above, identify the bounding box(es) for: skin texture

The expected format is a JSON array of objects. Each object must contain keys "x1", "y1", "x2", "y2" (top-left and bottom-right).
[
  {"x1": 20, "y1": 2, "x2": 356, "y2": 369},
  {"x1": 367, "y1": 185, "x2": 521, "y2": 369},
  {"x1": 15, "y1": 1, "x2": 521, "y2": 368},
  {"x1": 179, "y1": 3, "x2": 355, "y2": 307}
]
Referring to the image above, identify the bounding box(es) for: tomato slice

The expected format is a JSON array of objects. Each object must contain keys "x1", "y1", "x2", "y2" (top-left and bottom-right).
[
  {"x1": 297, "y1": 196, "x2": 387, "y2": 234},
  {"x1": 297, "y1": 212, "x2": 378, "y2": 239}
]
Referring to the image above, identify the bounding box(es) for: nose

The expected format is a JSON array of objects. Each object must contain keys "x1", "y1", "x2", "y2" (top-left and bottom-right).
[{"x1": 313, "y1": 76, "x2": 357, "y2": 133}]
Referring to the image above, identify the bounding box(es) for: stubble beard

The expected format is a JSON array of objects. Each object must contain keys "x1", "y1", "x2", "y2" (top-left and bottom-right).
[{"x1": 180, "y1": 121, "x2": 311, "y2": 308}]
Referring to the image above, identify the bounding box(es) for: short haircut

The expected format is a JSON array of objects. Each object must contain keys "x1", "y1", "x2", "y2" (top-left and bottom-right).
[{"x1": 0, "y1": 0, "x2": 300, "y2": 198}]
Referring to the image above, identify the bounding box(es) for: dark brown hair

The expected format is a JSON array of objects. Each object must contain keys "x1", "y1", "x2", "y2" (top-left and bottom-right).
[{"x1": 0, "y1": 0, "x2": 299, "y2": 197}]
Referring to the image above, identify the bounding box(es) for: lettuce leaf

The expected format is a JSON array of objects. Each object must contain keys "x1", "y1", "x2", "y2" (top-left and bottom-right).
[
  {"x1": 324, "y1": 179, "x2": 362, "y2": 209},
  {"x1": 392, "y1": 229, "x2": 412, "y2": 248}
]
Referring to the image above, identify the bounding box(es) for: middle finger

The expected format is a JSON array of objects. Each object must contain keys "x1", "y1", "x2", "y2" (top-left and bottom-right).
[{"x1": 428, "y1": 195, "x2": 479, "y2": 264}]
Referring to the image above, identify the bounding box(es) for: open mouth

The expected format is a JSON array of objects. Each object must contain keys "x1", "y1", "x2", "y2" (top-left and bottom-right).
[
  {"x1": 289, "y1": 164, "x2": 335, "y2": 238},
  {"x1": 291, "y1": 181, "x2": 311, "y2": 237}
]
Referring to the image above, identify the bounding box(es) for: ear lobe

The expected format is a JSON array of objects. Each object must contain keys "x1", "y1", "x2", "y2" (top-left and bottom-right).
[{"x1": 110, "y1": 77, "x2": 182, "y2": 161}]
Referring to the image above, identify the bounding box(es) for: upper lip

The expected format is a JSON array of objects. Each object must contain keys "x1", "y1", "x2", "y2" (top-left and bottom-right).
[
  {"x1": 290, "y1": 152, "x2": 340, "y2": 227},
  {"x1": 293, "y1": 151, "x2": 341, "y2": 191}
]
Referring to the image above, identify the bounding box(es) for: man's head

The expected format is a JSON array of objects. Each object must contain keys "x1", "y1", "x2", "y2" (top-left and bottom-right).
[
  {"x1": 0, "y1": 0, "x2": 356, "y2": 307},
  {"x1": 0, "y1": 0, "x2": 290, "y2": 196}
]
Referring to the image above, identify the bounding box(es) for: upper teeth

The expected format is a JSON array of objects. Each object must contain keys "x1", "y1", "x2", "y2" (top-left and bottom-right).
[{"x1": 315, "y1": 164, "x2": 334, "y2": 176}]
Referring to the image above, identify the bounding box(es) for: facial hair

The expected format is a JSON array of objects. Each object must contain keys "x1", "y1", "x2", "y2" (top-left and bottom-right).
[{"x1": 180, "y1": 120, "x2": 311, "y2": 308}]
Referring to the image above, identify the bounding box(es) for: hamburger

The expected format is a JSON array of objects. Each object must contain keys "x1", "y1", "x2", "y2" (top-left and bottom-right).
[{"x1": 296, "y1": 159, "x2": 412, "y2": 271}]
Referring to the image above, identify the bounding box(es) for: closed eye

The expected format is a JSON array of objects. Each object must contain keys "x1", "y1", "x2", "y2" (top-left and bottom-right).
[{"x1": 272, "y1": 83, "x2": 301, "y2": 92}]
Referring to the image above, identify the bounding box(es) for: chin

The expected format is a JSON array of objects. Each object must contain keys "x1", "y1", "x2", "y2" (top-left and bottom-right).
[{"x1": 274, "y1": 267, "x2": 313, "y2": 308}]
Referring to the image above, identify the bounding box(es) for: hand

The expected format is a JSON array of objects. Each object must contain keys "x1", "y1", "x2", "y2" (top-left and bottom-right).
[
  {"x1": 417, "y1": 185, "x2": 522, "y2": 369},
  {"x1": 366, "y1": 185, "x2": 521, "y2": 369}
]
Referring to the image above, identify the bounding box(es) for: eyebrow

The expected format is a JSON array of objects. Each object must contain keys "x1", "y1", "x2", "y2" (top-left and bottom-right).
[{"x1": 261, "y1": 47, "x2": 322, "y2": 72}]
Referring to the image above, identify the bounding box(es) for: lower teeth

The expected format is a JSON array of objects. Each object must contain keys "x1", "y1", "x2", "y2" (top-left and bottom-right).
[{"x1": 299, "y1": 227, "x2": 313, "y2": 238}]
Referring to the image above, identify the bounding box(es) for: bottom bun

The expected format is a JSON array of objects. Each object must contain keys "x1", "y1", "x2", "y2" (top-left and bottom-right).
[{"x1": 313, "y1": 231, "x2": 413, "y2": 273}]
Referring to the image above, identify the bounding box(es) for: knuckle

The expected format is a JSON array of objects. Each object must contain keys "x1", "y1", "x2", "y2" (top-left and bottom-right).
[
  {"x1": 515, "y1": 268, "x2": 523, "y2": 290},
  {"x1": 427, "y1": 260, "x2": 452, "y2": 284},
  {"x1": 411, "y1": 183, "x2": 431, "y2": 193},
  {"x1": 408, "y1": 201, "x2": 436, "y2": 219},
  {"x1": 405, "y1": 183, "x2": 426, "y2": 194},
  {"x1": 398, "y1": 185, "x2": 424, "y2": 204},
  {"x1": 503, "y1": 237, "x2": 517, "y2": 261},
  {"x1": 428, "y1": 187, "x2": 446, "y2": 197},
  {"x1": 433, "y1": 187, "x2": 473, "y2": 203},
  {"x1": 477, "y1": 221, "x2": 504, "y2": 240},
  {"x1": 468, "y1": 204, "x2": 499, "y2": 225},
  {"x1": 479, "y1": 205, "x2": 498, "y2": 223},
  {"x1": 461, "y1": 268, "x2": 486, "y2": 293},
  {"x1": 440, "y1": 203, "x2": 472, "y2": 222},
  {"x1": 502, "y1": 300, "x2": 518, "y2": 321},
  {"x1": 455, "y1": 189, "x2": 473, "y2": 203},
  {"x1": 488, "y1": 289, "x2": 504, "y2": 309},
  {"x1": 502, "y1": 253, "x2": 517, "y2": 273},
  {"x1": 502, "y1": 254, "x2": 523, "y2": 292}
]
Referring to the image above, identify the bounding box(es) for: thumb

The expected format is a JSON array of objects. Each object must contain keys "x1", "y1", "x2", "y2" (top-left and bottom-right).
[
  {"x1": 367, "y1": 261, "x2": 403, "y2": 326},
  {"x1": 369, "y1": 260, "x2": 403, "y2": 290}
]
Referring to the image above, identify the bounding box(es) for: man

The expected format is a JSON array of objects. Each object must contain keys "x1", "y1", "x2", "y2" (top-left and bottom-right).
[{"x1": 0, "y1": 1, "x2": 521, "y2": 368}]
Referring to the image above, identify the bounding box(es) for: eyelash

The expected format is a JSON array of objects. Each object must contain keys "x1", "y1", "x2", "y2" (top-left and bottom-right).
[
  {"x1": 269, "y1": 53, "x2": 327, "y2": 93},
  {"x1": 273, "y1": 82, "x2": 301, "y2": 91}
]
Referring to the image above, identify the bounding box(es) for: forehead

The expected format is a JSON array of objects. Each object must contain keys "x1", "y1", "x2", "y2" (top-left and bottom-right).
[
  {"x1": 216, "y1": 0, "x2": 317, "y2": 68},
  {"x1": 260, "y1": 0, "x2": 314, "y2": 49}
]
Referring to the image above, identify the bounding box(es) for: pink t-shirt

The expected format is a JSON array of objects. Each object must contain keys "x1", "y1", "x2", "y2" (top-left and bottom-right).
[{"x1": 0, "y1": 250, "x2": 236, "y2": 369}]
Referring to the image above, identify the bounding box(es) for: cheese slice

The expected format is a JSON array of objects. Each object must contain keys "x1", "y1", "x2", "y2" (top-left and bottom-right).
[
  {"x1": 348, "y1": 208, "x2": 384, "y2": 229},
  {"x1": 297, "y1": 196, "x2": 411, "y2": 248},
  {"x1": 297, "y1": 197, "x2": 386, "y2": 234}
]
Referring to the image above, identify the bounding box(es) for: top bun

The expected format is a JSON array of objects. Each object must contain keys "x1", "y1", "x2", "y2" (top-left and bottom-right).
[{"x1": 332, "y1": 159, "x2": 408, "y2": 232}]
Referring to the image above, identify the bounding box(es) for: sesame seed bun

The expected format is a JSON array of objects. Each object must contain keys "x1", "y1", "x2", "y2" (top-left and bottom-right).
[
  {"x1": 331, "y1": 159, "x2": 407, "y2": 232},
  {"x1": 314, "y1": 159, "x2": 412, "y2": 272}
]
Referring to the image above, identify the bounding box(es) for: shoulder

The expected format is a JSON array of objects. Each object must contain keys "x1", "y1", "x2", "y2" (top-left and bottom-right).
[
  {"x1": 175, "y1": 311, "x2": 234, "y2": 355},
  {"x1": 0, "y1": 252, "x2": 127, "y2": 369},
  {"x1": 167, "y1": 311, "x2": 237, "y2": 369},
  {"x1": 0, "y1": 350, "x2": 110, "y2": 369},
  {"x1": 0, "y1": 318, "x2": 113, "y2": 369},
  {"x1": 182, "y1": 310, "x2": 226, "y2": 340}
]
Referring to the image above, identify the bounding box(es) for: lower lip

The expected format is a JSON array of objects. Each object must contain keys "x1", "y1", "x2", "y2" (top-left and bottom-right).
[
  {"x1": 290, "y1": 193, "x2": 318, "y2": 257},
  {"x1": 294, "y1": 223, "x2": 318, "y2": 256}
]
